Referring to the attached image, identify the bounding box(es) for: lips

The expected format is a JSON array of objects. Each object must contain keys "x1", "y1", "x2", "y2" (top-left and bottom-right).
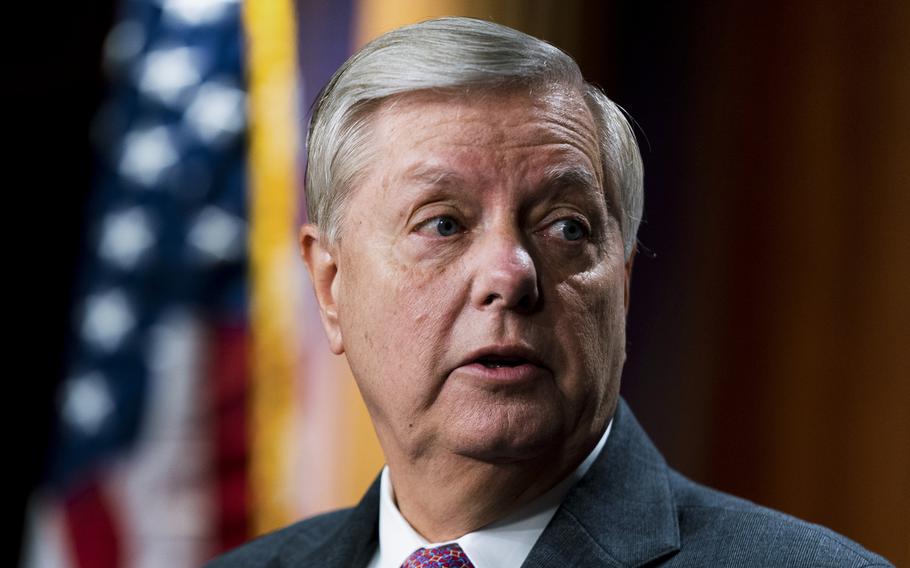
[
  {"x1": 463, "y1": 345, "x2": 546, "y2": 368},
  {"x1": 475, "y1": 355, "x2": 529, "y2": 368},
  {"x1": 452, "y1": 345, "x2": 550, "y2": 383}
]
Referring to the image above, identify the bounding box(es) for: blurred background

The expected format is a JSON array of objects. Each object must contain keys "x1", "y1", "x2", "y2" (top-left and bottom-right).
[{"x1": 11, "y1": 0, "x2": 909, "y2": 566}]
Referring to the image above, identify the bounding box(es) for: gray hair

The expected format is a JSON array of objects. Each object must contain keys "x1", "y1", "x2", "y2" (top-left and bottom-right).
[{"x1": 305, "y1": 16, "x2": 643, "y2": 259}]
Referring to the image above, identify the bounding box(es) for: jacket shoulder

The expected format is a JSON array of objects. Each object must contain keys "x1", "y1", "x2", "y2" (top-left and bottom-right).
[
  {"x1": 668, "y1": 470, "x2": 893, "y2": 567},
  {"x1": 204, "y1": 508, "x2": 353, "y2": 568}
]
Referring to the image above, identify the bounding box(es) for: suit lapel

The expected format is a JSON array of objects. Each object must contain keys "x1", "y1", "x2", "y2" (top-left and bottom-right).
[
  {"x1": 277, "y1": 476, "x2": 382, "y2": 568},
  {"x1": 271, "y1": 399, "x2": 677, "y2": 568},
  {"x1": 523, "y1": 399, "x2": 681, "y2": 567}
]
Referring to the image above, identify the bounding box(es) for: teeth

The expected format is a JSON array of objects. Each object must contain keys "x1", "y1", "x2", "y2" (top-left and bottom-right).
[{"x1": 480, "y1": 358, "x2": 523, "y2": 368}]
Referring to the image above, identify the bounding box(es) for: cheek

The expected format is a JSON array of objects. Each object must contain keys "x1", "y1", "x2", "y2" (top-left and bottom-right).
[
  {"x1": 554, "y1": 259, "x2": 627, "y2": 388},
  {"x1": 338, "y1": 252, "x2": 467, "y2": 406},
  {"x1": 386, "y1": 257, "x2": 468, "y2": 349}
]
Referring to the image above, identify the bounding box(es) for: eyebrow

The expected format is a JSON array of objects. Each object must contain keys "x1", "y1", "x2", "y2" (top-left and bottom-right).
[
  {"x1": 402, "y1": 164, "x2": 599, "y2": 193},
  {"x1": 540, "y1": 166, "x2": 599, "y2": 194},
  {"x1": 401, "y1": 164, "x2": 466, "y2": 190},
  {"x1": 397, "y1": 162, "x2": 611, "y2": 220},
  {"x1": 542, "y1": 164, "x2": 625, "y2": 220}
]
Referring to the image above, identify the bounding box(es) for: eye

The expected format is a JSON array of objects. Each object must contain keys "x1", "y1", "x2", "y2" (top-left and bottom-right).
[
  {"x1": 553, "y1": 218, "x2": 587, "y2": 241},
  {"x1": 417, "y1": 215, "x2": 463, "y2": 237}
]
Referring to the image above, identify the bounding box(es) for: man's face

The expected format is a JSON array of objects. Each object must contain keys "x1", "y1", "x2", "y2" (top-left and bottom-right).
[{"x1": 305, "y1": 87, "x2": 631, "y2": 467}]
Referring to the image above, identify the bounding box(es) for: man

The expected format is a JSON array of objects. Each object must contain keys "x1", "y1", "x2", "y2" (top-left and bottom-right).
[{"x1": 210, "y1": 17, "x2": 891, "y2": 567}]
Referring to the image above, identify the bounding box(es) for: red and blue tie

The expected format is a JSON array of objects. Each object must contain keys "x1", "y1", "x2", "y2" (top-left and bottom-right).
[{"x1": 400, "y1": 543, "x2": 475, "y2": 568}]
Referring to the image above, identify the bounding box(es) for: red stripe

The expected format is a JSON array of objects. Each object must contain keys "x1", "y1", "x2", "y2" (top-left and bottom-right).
[
  {"x1": 62, "y1": 478, "x2": 120, "y2": 568},
  {"x1": 210, "y1": 322, "x2": 250, "y2": 554}
]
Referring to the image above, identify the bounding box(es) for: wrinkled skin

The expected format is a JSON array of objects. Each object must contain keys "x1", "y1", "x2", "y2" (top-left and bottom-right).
[{"x1": 301, "y1": 86, "x2": 632, "y2": 538}]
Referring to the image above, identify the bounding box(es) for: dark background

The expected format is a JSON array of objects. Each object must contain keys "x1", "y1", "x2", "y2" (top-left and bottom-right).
[
  {"x1": 8, "y1": 1, "x2": 117, "y2": 563},
  {"x1": 11, "y1": 1, "x2": 908, "y2": 564}
]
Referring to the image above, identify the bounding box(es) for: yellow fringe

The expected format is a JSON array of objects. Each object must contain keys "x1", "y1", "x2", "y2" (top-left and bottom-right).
[{"x1": 242, "y1": 0, "x2": 302, "y2": 536}]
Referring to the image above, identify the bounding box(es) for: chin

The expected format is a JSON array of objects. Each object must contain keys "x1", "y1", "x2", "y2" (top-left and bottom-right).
[{"x1": 444, "y1": 403, "x2": 565, "y2": 463}]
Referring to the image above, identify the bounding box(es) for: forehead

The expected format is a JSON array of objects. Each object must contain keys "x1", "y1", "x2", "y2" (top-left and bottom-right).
[{"x1": 364, "y1": 87, "x2": 603, "y2": 191}]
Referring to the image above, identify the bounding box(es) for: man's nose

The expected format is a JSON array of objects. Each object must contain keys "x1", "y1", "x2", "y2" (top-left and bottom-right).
[{"x1": 469, "y1": 228, "x2": 540, "y2": 313}]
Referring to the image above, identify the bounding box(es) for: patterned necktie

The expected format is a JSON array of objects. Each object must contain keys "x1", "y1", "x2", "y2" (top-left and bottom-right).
[{"x1": 399, "y1": 543, "x2": 476, "y2": 568}]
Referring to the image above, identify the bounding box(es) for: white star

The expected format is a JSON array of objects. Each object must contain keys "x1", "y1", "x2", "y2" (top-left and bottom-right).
[
  {"x1": 60, "y1": 372, "x2": 115, "y2": 435},
  {"x1": 159, "y1": 0, "x2": 240, "y2": 26},
  {"x1": 187, "y1": 206, "x2": 244, "y2": 263},
  {"x1": 184, "y1": 79, "x2": 246, "y2": 145},
  {"x1": 81, "y1": 289, "x2": 136, "y2": 352},
  {"x1": 119, "y1": 125, "x2": 179, "y2": 187},
  {"x1": 103, "y1": 20, "x2": 146, "y2": 70},
  {"x1": 137, "y1": 46, "x2": 203, "y2": 106},
  {"x1": 98, "y1": 207, "x2": 156, "y2": 269}
]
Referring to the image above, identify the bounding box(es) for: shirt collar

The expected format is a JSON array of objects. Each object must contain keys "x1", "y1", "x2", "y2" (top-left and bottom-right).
[{"x1": 370, "y1": 420, "x2": 612, "y2": 568}]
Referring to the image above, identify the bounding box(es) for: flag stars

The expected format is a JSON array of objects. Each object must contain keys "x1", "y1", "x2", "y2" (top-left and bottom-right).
[
  {"x1": 159, "y1": 0, "x2": 240, "y2": 27},
  {"x1": 99, "y1": 207, "x2": 156, "y2": 269},
  {"x1": 60, "y1": 372, "x2": 115, "y2": 436},
  {"x1": 81, "y1": 289, "x2": 136, "y2": 352},
  {"x1": 187, "y1": 205, "x2": 244, "y2": 263},
  {"x1": 137, "y1": 46, "x2": 203, "y2": 106},
  {"x1": 119, "y1": 125, "x2": 179, "y2": 187},
  {"x1": 103, "y1": 20, "x2": 147, "y2": 70},
  {"x1": 184, "y1": 80, "x2": 246, "y2": 145},
  {"x1": 42, "y1": 0, "x2": 248, "y2": 518}
]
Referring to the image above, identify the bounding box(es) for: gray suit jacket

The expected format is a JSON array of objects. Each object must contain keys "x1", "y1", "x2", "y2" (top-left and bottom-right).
[{"x1": 207, "y1": 399, "x2": 892, "y2": 567}]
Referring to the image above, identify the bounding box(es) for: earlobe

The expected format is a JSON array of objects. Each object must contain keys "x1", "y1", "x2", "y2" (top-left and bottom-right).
[{"x1": 299, "y1": 224, "x2": 345, "y2": 354}]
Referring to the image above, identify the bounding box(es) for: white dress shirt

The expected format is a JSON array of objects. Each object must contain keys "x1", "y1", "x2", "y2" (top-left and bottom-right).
[{"x1": 366, "y1": 420, "x2": 612, "y2": 568}]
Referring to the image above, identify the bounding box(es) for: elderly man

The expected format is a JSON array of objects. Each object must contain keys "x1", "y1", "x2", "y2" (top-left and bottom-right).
[{"x1": 211, "y1": 17, "x2": 890, "y2": 568}]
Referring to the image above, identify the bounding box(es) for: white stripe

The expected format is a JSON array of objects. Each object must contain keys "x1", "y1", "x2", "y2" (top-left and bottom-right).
[
  {"x1": 20, "y1": 494, "x2": 75, "y2": 568},
  {"x1": 108, "y1": 309, "x2": 215, "y2": 568}
]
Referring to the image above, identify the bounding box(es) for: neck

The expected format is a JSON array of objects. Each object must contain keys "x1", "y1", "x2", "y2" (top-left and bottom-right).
[{"x1": 386, "y1": 436, "x2": 599, "y2": 542}]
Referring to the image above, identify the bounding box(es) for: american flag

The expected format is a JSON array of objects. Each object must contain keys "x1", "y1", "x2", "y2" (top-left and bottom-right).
[{"x1": 23, "y1": 0, "x2": 251, "y2": 566}]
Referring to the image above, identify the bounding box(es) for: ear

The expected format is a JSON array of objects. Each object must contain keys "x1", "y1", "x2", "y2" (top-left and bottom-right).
[
  {"x1": 300, "y1": 224, "x2": 345, "y2": 354},
  {"x1": 623, "y1": 246, "x2": 636, "y2": 315}
]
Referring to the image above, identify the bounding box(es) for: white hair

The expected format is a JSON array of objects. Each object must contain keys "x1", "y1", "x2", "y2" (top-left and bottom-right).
[{"x1": 305, "y1": 16, "x2": 643, "y2": 258}]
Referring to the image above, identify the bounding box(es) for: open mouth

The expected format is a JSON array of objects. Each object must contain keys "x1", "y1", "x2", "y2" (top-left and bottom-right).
[
  {"x1": 475, "y1": 356, "x2": 530, "y2": 369},
  {"x1": 455, "y1": 345, "x2": 548, "y2": 380}
]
